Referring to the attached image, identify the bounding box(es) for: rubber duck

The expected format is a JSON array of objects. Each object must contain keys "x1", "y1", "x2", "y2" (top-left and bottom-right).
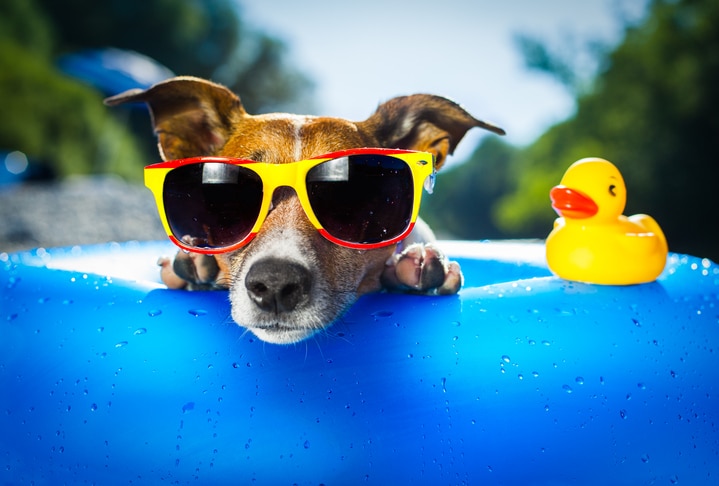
[{"x1": 546, "y1": 157, "x2": 668, "y2": 285}]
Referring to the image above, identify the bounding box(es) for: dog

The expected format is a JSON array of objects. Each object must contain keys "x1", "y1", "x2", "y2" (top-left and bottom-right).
[{"x1": 105, "y1": 76, "x2": 504, "y2": 344}]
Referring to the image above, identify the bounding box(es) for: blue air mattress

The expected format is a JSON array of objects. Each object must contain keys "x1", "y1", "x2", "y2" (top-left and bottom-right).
[{"x1": 1, "y1": 241, "x2": 717, "y2": 484}]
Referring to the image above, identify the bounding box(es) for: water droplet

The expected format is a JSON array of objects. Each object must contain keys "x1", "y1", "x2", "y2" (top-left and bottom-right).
[
  {"x1": 532, "y1": 371, "x2": 539, "y2": 378},
  {"x1": 114, "y1": 341, "x2": 128, "y2": 348},
  {"x1": 541, "y1": 340, "x2": 551, "y2": 346},
  {"x1": 97, "y1": 327, "x2": 104, "y2": 333},
  {"x1": 188, "y1": 309, "x2": 208, "y2": 317},
  {"x1": 133, "y1": 328, "x2": 147, "y2": 335},
  {"x1": 501, "y1": 355, "x2": 511, "y2": 363},
  {"x1": 575, "y1": 376, "x2": 584, "y2": 385},
  {"x1": 637, "y1": 382, "x2": 646, "y2": 390},
  {"x1": 90, "y1": 403, "x2": 98, "y2": 412},
  {"x1": 148, "y1": 309, "x2": 162, "y2": 317},
  {"x1": 303, "y1": 440, "x2": 311, "y2": 449},
  {"x1": 372, "y1": 310, "x2": 393, "y2": 319},
  {"x1": 641, "y1": 454, "x2": 650, "y2": 463},
  {"x1": 182, "y1": 402, "x2": 195, "y2": 413},
  {"x1": 619, "y1": 409, "x2": 627, "y2": 419},
  {"x1": 562, "y1": 384, "x2": 573, "y2": 394},
  {"x1": 441, "y1": 377, "x2": 447, "y2": 393},
  {"x1": 517, "y1": 374, "x2": 524, "y2": 380}
]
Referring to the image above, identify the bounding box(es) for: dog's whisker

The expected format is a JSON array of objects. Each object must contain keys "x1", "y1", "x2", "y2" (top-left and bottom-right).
[
  {"x1": 213, "y1": 277, "x2": 233, "y2": 289},
  {"x1": 323, "y1": 317, "x2": 354, "y2": 345},
  {"x1": 236, "y1": 326, "x2": 252, "y2": 342},
  {"x1": 303, "y1": 339, "x2": 312, "y2": 363}
]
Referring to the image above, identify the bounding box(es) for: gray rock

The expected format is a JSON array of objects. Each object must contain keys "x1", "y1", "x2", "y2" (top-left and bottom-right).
[{"x1": 0, "y1": 176, "x2": 166, "y2": 253}]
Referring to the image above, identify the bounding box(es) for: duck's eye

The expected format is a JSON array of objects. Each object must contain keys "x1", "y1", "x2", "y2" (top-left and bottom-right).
[{"x1": 609, "y1": 184, "x2": 617, "y2": 196}]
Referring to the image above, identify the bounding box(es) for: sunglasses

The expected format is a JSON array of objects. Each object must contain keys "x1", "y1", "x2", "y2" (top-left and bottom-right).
[{"x1": 144, "y1": 148, "x2": 436, "y2": 254}]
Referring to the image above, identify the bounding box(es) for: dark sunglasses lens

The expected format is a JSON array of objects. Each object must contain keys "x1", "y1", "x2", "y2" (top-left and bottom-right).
[
  {"x1": 163, "y1": 163, "x2": 262, "y2": 249},
  {"x1": 306, "y1": 154, "x2": 414, "y2": 244}
]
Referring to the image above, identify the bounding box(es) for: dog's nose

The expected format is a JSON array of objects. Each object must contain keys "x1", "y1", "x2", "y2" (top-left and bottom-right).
[{"x1": 245, "y1": 258, "x2": 312, "y2": 313}]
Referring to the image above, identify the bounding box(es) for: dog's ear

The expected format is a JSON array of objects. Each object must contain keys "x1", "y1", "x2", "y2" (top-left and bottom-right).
[
  {"x1": 104, "y1": 76, "x2": 245, "y2": 161},
  {"x1": 360, "y1": 94, "x2": 505, "y2": 169}
]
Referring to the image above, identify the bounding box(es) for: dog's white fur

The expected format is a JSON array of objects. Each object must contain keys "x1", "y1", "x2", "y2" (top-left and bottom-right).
[{"x1": 229, "y1": 227, "x2": 336, "y2": 343}]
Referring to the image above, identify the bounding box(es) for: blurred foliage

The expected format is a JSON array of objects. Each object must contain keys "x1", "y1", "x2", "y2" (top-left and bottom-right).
[
  {"x1": 0, "y1": 39, "x2": 144, "y2": 179},
  {"x1": 422, "y1": 0, "x2": 719, "y2": 260},
  {"x1": 35, "y1": 0, "x2": 314, "y2": 115},
  {"x1": 0, "y1": 0, "x2": 314, "y2": 180},
  {"x1": 3, "y1": 0, "x2": 716, "y2": 259},
  {"x1": 422, "y1": 136, "x2": 519, "y2": 240},
  {"x1": 0, "y1": 0, "x2": 145, "y2": 179},
  {"x1": 514, "y1": 32, "x2": 608, "y2": 96}
]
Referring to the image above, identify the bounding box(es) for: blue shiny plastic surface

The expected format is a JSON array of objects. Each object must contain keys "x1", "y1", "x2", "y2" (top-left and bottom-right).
[{"x1": 1, "y1": 241, "x2": 718, "y2": 484}]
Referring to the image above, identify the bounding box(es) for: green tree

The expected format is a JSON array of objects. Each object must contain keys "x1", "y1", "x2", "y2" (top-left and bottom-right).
[
  {"x1": 0, "y1": 0, "x2": 145, "y2": 179},
  {"x1": 425, "y1": 0, "x2": 719, "y2": 260},
  {"x1": 421, "y1": 137, "x2": 519, "y2": 240},
  {"x1": 0, "y1": 40, "x2": 143, "y2": 179},
  {"x1": 504, "y1": 0, "x2": 719, "y2": 259},
  {"x1": 0, "y1": 0, "x2": 315, "y2": 180},
  {"x1": 35, "y1": 0, "x2": 314, "y2": 114}
]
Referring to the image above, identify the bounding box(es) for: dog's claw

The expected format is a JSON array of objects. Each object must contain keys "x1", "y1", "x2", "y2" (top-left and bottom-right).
[
  {"x1": 381, "y1": 243, "x2": 462, "y2": 294},
  {"x1": 158, "y1": 251, "x2": 227, "y2": 290},
  {"x1": 437, "y1": 260, "x2": 462, "y2": 295},
  {"x1": 158, "y1": 256, "x2": 188, "y2": 289}
]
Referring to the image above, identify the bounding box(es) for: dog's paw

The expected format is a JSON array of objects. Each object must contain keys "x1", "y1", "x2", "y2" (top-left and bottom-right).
[
  {"x1": 381, "y1": 243, "x2": 462, "y2": 295},
  {"x1": 158, "y1": 251, "x2": 227, "y2": 290}
]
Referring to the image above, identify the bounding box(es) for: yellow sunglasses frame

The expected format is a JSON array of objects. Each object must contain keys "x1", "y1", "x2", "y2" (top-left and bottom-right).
[{"x1": 144, "y1": 148, "x2": 436, "y2": 254}]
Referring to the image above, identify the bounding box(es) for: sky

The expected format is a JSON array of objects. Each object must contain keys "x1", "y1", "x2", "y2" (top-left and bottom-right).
[{"x1": 240, "y1": 0, "x2": 648, "y2": 163}]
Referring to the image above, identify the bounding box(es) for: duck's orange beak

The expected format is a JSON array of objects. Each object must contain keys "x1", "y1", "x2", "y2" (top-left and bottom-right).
[{"x1": 550, "y1": 186, "x2": 598, "y2": 219}]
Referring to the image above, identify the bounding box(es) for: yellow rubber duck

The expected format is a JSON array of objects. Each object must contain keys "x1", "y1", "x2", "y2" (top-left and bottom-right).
[{"x1": 546, "y1": 157, "x2": 668, "y2": 285}]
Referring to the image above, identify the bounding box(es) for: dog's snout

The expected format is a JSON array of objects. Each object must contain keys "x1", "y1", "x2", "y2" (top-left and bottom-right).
[{"x1": 245, "y1": 258, "x2": 312, "y2": 313}]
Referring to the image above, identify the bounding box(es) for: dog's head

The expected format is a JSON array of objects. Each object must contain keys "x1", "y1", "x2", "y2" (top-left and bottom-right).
[{"x1": 107, "y1": 76, "x2": 503, "y2": 343}]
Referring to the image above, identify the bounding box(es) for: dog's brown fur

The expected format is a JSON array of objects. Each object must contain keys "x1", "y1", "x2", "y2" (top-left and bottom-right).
[{"x1": 106, "y1": 76, "x2": 504, "y2": 343}]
